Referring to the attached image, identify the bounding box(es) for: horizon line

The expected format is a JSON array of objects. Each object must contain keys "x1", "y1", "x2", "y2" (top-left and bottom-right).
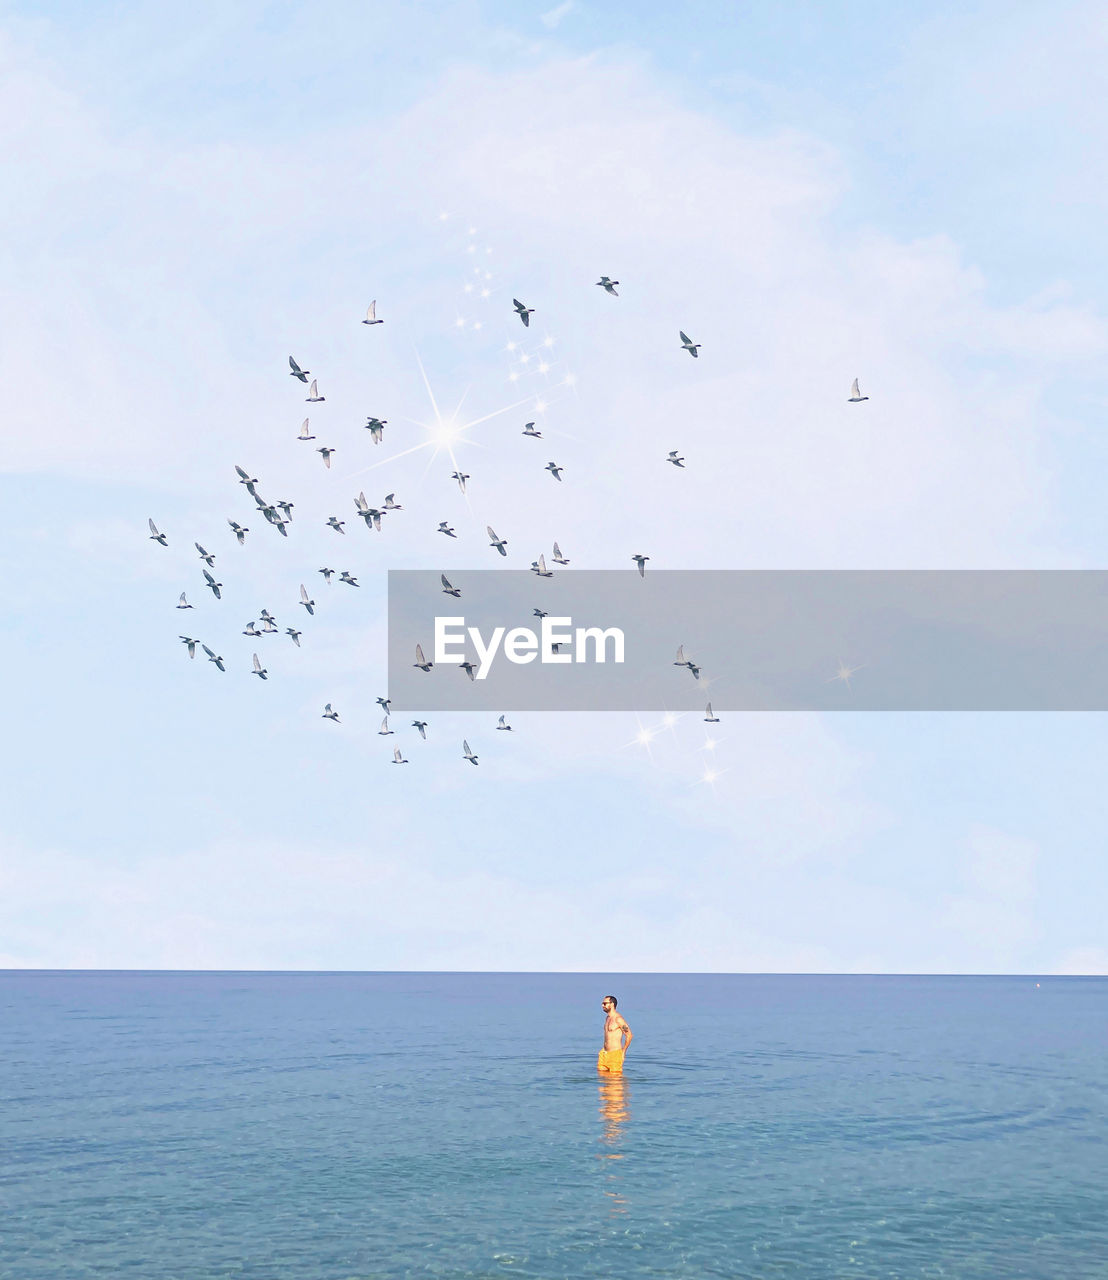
[{"x1": 0, "y1": 968, "x2": 1100, "y2": 978}]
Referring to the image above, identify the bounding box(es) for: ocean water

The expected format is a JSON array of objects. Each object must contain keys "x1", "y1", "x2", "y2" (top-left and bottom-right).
[{"x1": 0, "y1": 972, "x2": 1105, "y2": 1279}]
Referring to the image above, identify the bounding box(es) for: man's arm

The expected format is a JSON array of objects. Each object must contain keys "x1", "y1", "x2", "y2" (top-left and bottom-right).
[{"x1": 620, "y1": 1018, "x2": 633, "y2": 1052}]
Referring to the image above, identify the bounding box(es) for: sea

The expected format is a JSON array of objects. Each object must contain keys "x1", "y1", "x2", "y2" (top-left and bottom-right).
[{"x1": 1, "y1": 972, "x2": 1104, "y2": 1279}]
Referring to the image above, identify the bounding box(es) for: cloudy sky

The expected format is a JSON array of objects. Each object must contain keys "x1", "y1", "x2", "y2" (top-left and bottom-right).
[{"x1": 3, "y1": 0, "x2": 1107, "y2": 973}]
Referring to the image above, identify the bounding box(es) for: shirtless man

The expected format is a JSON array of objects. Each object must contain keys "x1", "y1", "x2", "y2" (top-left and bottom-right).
[{"x1": 597, "y1": 994, "x2": 632, "y2": 1073}]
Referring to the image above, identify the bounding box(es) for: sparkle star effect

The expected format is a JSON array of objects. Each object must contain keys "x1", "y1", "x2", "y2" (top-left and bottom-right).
[
  {"x1": 827, "y1": 659, "x2": 866, "y2": 687},
  {"x1": 504, "y1": 332, "x2": 574, "y2": 399},
  {"x1": 623, "y1": 709, "x2": 687, "y2": 758},
  {"x1": 623, "y1": 716, "x2": 660, "y2": 763},
  {"x1": 693, "y1": 765, "x2": 729, "y2": 791},
  {"x1": 342, "y1": 351, "x2": 540, "y2": 489}
]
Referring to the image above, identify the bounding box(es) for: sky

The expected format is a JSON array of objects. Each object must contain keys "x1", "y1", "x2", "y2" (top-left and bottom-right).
[{"x1": 2, "y1": 0, "x2": 1107, "y2": 972}]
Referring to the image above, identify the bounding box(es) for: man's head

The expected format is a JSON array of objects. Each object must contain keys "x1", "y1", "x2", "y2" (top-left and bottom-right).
[{"x1": 602, "y1": 994, "x2": 618, "y2": 1011}]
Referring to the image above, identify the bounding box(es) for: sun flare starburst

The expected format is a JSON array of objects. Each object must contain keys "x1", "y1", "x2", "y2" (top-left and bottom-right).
[{"x1": 342, "y1": 352, "x2": 539, "y2": 486}]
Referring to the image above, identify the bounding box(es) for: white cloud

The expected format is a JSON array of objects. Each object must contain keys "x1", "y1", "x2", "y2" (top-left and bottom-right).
[
  {"x1": 0, "y1": 829, "x2": 896, "y2": 971},
  {"x1": 4, "y1": 24, "x2": 1107, "y2": 970},
  {"x1": 3, "y1": 44, "x2": 1102, "y2": 580},
  {"x1": 940, "y1": 824, "x2": 1040, "y2": 968},
  {"x1": 540, "y1": 2, "x2": 575, "y2": 30},
  {"x1": 1049, "y1": 946, "x2": 1108, "y2": 976}
]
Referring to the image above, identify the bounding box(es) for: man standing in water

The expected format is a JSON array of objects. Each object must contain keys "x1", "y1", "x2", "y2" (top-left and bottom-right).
[{"x1": 597, "y1": 995, "x2": 633, "y2": 1073}]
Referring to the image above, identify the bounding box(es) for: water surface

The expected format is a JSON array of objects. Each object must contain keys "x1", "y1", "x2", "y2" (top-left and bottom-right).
[{"x1": 1, "y1": 972, "x2": 1104, "y2": 1278}]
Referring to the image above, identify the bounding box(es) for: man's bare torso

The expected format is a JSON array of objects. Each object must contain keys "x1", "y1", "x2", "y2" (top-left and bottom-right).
[{"x1": 603, "y1": 1012, "x2": 628, "y2": 1050}]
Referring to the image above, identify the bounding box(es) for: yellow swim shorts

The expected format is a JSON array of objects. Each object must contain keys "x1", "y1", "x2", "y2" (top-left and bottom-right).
[{"x1": 597, "y1": 1048, "x2": 624, "y2": 1073}]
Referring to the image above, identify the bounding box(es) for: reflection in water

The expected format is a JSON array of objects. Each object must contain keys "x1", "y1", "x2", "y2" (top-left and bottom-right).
[{"x1": 597, "y1": 1074, "x2": 631, "y2": 1214}]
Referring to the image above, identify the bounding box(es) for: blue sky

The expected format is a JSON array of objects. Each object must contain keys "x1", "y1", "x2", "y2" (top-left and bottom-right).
[{"x1": 2, "y1": 1, "x2": 1107, "y2": 971}]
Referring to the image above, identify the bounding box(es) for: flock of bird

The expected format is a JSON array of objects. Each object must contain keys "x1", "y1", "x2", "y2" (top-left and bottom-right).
[{"x1": 150, "y1": 271, "x2": 869, "y2": 767}]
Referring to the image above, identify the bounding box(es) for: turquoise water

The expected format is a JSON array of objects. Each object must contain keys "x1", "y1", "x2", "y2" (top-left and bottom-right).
[{"x1": 1, "y1": 972, "x2": 1104, "y2": 1278}]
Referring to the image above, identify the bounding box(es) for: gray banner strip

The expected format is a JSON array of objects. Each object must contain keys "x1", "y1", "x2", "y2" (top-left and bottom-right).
[{"x1": 387, "y1": 570, "x2": 1108, "y2": 710}]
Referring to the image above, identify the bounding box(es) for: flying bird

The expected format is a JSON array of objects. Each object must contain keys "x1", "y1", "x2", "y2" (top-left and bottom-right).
[
  {"x1": 441, "y1": 574, "x2": 461, "y2": 598},
  {"x1": 496, "y1": 715, "x2": 512, "y2": 731},
  {"x1": 452, "y1": 471, "x2": 470, "y2": 493},
  {"x1": 235, "y1": 465, "x2": 259, "y2": 489},
  {"x1": 679, "y1": 331, "x2": 700, "y2": 357},
  {"x1": 243, "y1": 622, "x2": 261, "y2": 637},
  {"x1": 392, "y1": 746, "x2": 408, "y2": 764},
  {"x1": 259, "y1": 609, "x2": 277, "y2": 631},
  {"x1": 148, "y1": 519, "x2": 168, "y2": 546},
  {"x1": 545, "y1": 462, "x2": 564, "y2": 482},
  {"x1": 487, "y1": 526, "x2": 508, "y2": 556},
  {"x1": 228, "y1": 520, "x2": 248, "y2": 544},
  {"x1": 463, "y1": 739, "x2": 479, "y2": 765},
  {"x1": 460, "y1": 660, "x2": 477, "y2": 681},
  {"x1": 532, "y1": 555, "x2": 552, "y2": 577},
  {"x1": 533, "y1": 608, "x2": 548, "y2": 619},
  {"x1": 596, "y1": 276, "x2": 619, "y2": 295},
  {"x1": 414, "y1": 644, "x2": 433, "y2": 672},
  {"x1": 289, "y1": 356, "x2": 309, "y2": 382},
  {"x1": 252, "y1": 653, "x2": 268, "y2": 680},
  {"x1": 522, "y1": 421, "x2": 542, "y2": 438},
  {"x1": 203, "y1": 569, "x2": 222, "y2": 600},
  {"x1": 179, "y1": 636, "x2": 197, "y2": 658},
  {"x1": 383, "y1": 493, "x2": 402, "y2": 510},
  {"x1": 176, "y1": 592, "x2": 193, "y2": 610},
  {"x1": 202, "y1": 644, "x2": 225, "y2": 672},
  {"x1": 674, "y1": 645, "x2": 701, "y2": 679},
  {"x1": 319, "y1": 567, "x2": 335, "y2": 583},
  {"x1": 306, "y1": 379, "x2": 325, "y2": 403},
  {"x1": 365, "y1": 417, "x2": 386, "y2": 444},
  {"x1": 339, "y1": 571, "x2": 359, "y2": 587},
  {"x1": 298, "y1": 418, "x2": 315, "y2": 441},
  {"x1": 353, "y1": 492, "x2": 376, "y2": 529},
  {"x1": 667, "y1": 451, "x2": 685, "y2": 468},
  {"x1": 632, "y1": 554, "x2": 649, "y2": 577},
  {"x1": 317, "y1": 446, "x2": 335, "y2": 468},
  {"x1": 552, "y1": 542, "x2": 569, "y2": 565},
  {"x1": 412, "y1": 720, "x2": 428, "y2": 739},
  {"x1": 286, "y1": 627, "x2": 301, "y2": 647},
  {"x1": 848, "y1": 378, "x2": 869, "y2": 403},
  {"x1": 513, "y1": 298, "x2": 534, "y2": 327},
  {"x1": 378, "y1": 717, "x2": 394, "y2": 736},
  {"x1": 322, "y1": 703, "x2": 340, "y2": 722},
  {"x1": 195, "y1": 542, "x2": 215, "y2": 567},
  {"x1": 363, "y1": 300, "x2": 383, "y2": 325},
  {"x1": 299, "y1": 584, "x2": 315, "y2": 615},
  {"x1": 327, "y1": 516, "x2": 345, "y2": 534},
  {"x1": 704, "y1": 703, "x2": 720, "y2": 723},
  {"x1": 438, "y1": 521, "x2": 457, "y2": 538},
  {"x1": 276, "y1": 501, "x2": 294, "y2": 522}
]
